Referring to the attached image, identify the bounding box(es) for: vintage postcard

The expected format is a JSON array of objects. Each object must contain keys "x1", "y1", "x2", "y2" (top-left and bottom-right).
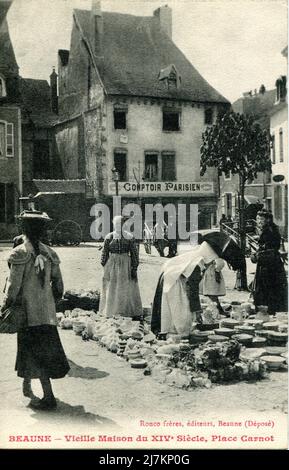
[{"x1": 0, "y1": 0, "x2": 288, "y2": 452}]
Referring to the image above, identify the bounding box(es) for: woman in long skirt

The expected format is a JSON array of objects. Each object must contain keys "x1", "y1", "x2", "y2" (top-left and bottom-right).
[
  {"x1": 252, "y1": 211, "x2": 287, "y2": 315},
  {"x1": 1, "y1": 210, "x2": 69, "y2": 410},
  {"x1": 151, "y1": 241, "x2": 223, "y2": 337},
  {"x1": 99, "y1": 216, "x2": 142, "y2": 318}
]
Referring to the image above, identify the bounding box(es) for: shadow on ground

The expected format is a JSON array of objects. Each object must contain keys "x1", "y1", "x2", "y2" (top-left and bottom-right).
[
  {"x1": 67, "y1": 359, "x2": 109, "y2": 380},
  {"x1": 28, "y1": 399, "x2": 119, "y2": 431}
]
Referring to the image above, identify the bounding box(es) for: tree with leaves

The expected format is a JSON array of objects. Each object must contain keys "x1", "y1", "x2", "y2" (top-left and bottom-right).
[{"x1": 200, "y1": 111, "x2": 271, "y2": 290}]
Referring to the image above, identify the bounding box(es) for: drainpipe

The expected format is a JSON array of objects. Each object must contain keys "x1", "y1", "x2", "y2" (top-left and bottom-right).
[{"x1": 18, "y1": 107, "x2": 23, "y2": 210}]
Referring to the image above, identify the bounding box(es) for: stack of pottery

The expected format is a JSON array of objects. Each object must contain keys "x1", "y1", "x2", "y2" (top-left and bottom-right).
[
  {"x1": 231, "y1": 333, "x2": 253, "y2": 347},
  {"x1": 214, "y1": 327, "x2": 235, "y2": 338},
  {"x1": 191, "y1": 330, "x2": 210, "y2": 344},
  {"x1": 234, "y1": 325, "x2": 255, "y2": 336}
]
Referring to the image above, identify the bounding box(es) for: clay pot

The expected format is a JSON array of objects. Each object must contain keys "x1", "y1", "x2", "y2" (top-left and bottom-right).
[
  {"x1": 207, "y1": 334, "x2": 228, "y2": 343},
  {"x1": 261, "y1": 355, "x2": 285, "y2": 370},
  {"x1": 214, "y1": 328, "x2": 235, "y2": 337},
  {"x1": 263, "y1": 322, "x2": 280, "y2": 331},
  {"x1": 234, "y1": 325, "x2": 255, "y2": 335},
  {"x1": 252, "y1": 336, "x2": 267, "y2": 347},
  {"x1": 232, "y1": 334, "x2": 254, "y2": 346}
]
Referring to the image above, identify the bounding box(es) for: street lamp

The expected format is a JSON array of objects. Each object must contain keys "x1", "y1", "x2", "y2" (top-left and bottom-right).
[{"x1": 111, "y1": 167, "x2": 120, "y2": 197}]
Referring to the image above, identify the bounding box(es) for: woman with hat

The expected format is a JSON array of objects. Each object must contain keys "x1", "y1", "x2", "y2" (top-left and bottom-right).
[
  {"x1": 99, "y1": 215, "x2": 142, "y2": 318},
  {"x1": 251, "y1": 210, "x2": 287, "y2": 315},
  {"x1": 1, "y1": 210, "x2": 69, "y2": 410}
]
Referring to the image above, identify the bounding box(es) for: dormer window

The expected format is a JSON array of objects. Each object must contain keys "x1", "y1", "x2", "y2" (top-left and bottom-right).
[
  {"x1": 0, "y1": 75, "x2": 7, "y2": 98},
  {"x1": 158, "y1": 64, "x2": 181, "y2": 90}
]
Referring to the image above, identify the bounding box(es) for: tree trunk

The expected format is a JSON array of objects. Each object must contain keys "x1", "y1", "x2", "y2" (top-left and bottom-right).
[{"x1": 236, "y1": 176, "x2": 248, "y2": 291}]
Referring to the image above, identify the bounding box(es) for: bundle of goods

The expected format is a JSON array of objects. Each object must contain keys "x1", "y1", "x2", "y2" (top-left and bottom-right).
[{"x1": 58, "y1": 289, "x2": 100, "y2": 312}]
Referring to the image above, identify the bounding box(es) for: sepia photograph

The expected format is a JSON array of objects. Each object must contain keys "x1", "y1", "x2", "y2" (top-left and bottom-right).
[{"x1": 0, "y1": 0, "x2": 288, "y2": 451}]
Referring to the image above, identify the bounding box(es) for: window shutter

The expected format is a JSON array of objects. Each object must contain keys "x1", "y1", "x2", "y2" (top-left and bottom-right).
[
  {"x1": 232, "y1": 193, "x2": 236, "y2": 217},
  {"x1": 221, "y1": 194, "x2": 225, "y2": 214}
]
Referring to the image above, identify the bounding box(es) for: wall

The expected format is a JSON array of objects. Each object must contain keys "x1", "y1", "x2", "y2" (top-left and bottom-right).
[
  {"x1": 0, "y1": 106, "x2": 20, "y2": 186},
  {"x1": 54, "y1": 117, "x2": 85, "y2": 179},
  {"x1": 104, "y1": 97, "x2": 219, "y2": 195},
  {"x1": 270, "y1": 104, "x2": 288, "y2": 236},
  {"x1": 58, "y1": 16, "x2": 104, "y2": 117}
]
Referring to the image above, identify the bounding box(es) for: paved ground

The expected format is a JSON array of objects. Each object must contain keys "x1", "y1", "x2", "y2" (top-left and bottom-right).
[{"x1": 0, "y1": 243, "x2": 287, "y2": 449}]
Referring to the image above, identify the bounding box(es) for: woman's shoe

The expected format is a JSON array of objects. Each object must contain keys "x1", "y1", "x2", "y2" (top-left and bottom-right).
[{"x1": 30, "y1": 397, "x2": 57, "y2": 410}]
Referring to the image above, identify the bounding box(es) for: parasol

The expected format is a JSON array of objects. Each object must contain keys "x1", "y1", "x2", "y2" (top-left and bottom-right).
[{"x1": 193, "y1": 229, "x2": 245, "y2": 271}]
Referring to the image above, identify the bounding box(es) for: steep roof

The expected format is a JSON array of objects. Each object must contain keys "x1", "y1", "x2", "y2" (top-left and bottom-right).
[
  {"x1": 0, "y1": 1, "x2": 18, "y2": 74},
  {"x1": 19, "y1": 78, "x2": 57, "y2": 127},
  {"x1": 74, "y1": 9, "x2": 229, "y2": 104}
]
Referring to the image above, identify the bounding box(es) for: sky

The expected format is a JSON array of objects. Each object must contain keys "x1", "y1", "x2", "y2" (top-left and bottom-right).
[{"x1": 6, "y1": 0, "x2": 288, "y2": 103}]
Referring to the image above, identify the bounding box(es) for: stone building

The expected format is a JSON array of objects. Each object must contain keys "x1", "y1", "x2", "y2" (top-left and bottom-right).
[
  {"x1": 54, "y1": 1, "x2": 229, "y2": 232},
  {"x1": 269, "y1": 46, "x2": 287, "y2": 236},
  {"x1": 0, "y1": 0, "x2": 58, "y2": 238}
]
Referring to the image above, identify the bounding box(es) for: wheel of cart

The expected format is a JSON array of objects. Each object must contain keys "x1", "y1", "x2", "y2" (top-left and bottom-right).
[{"x1": 51, "y1": 220, "x2": 83, "y2": 246}]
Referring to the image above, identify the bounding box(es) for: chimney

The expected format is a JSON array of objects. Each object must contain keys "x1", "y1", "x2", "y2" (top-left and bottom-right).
[
  {"x1": 91, "y1": 0, "x2": 104, "y2": 72},
  {"x1": 153, "y1": 5, "x2": 172, "y2": 38},
  {"x1": 50, "y1": 67, "x2": 58, "y2": 114}
]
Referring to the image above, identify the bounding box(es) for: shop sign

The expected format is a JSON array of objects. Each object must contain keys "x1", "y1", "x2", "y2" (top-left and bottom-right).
[{"x1": 108, "y1": 181, "x2": 214, "y2": 197}]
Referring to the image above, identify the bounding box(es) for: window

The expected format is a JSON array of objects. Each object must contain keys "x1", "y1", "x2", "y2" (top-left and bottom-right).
[
  {"x1": 114, "y1": 110, "x2": 127, "y2": 130},
  {"x1": 274, "y1": 185, "x2": 283, "y2": 220},
  {"x1": 279, "y1": 128, "x2": 284, "y2": 162},
  {"x1": 162, "y1": 111, "x2": 180, "y2": 131},
  {"x1": 0, "y1": 121, "x2": 14, "y2": 157},
  {"x1": 0, "y1": 75, "x2": 6, "y2": 98},
  {"x1": 225, "y1": 193, "x2": 232, "y2": 217},
  {"x1": 33, "y1": 140, "x2": 50, "y2": 178},
  {"x1": 114, "y1": 151, "x2": 127, "y2": 181},
  {"x1": 271, "y1": 133, "x2": 276, "y2": 164},
  {"x1": 162, "y1": 152, "x2": 176, "y2": 180},
  {"x1": 224, "y1": 170, "x2": 231, "y2": 180},
  {"x1": 204, "y1": 108, "x2": 213, "y2": 125},
  {"x1": 6, "y1": 123, "x2": 14, "y2": 157},
  {"x1": 144, "y1": 153, "x2": 158, "y2": 181}
]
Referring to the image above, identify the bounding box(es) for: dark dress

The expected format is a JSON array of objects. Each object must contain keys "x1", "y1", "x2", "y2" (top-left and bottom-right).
[
  {"x1": 253, "y1": 224, "x2": 288, "y2": 314},
  {"x1": 151, "y1": 266, "x2": 202, "y2": 335}
]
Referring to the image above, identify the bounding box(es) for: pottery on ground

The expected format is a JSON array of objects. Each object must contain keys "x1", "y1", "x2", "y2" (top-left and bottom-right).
[
  {"x1": 130, "y1": 359, "x2": 147, "y2": 369},
  {"x1": 214, "y1": 328, "x2": 235, "y2": 337},
  {"x1": 232, "y1": 334, "x2": 254, "y2": 346},
  {"x1": 240, "y1": 348, "x2": 267, "y2": 362},
  {"x1": 255, "y1": 330, "x2": 272, "y2": 339},
  {"x1": 252, "y1": 336, "x2": 267, "y2": 347},
  {"x1": 207, "y1": 334, "x2": 228, "y2": 343},
  {"x1": 245, "y1": 319, "x2": 264, "y2": 330},
  {"x1": 261, "y1": 355, "x2": 285, "y2": 370},
  {"x1": 263, "y1": 322, "x2": 280, "y2": 331},
  {"x1": 234, "y1": 325, "x2": 255, "y2": 335},
  {"x1": 265, "y1": 346, "x2": 287, "y2": 356}
]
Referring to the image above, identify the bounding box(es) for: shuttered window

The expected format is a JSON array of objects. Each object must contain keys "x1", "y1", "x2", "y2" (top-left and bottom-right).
[{"x1": 161, "y1": 152, "x2": 176, "y2": 180}]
